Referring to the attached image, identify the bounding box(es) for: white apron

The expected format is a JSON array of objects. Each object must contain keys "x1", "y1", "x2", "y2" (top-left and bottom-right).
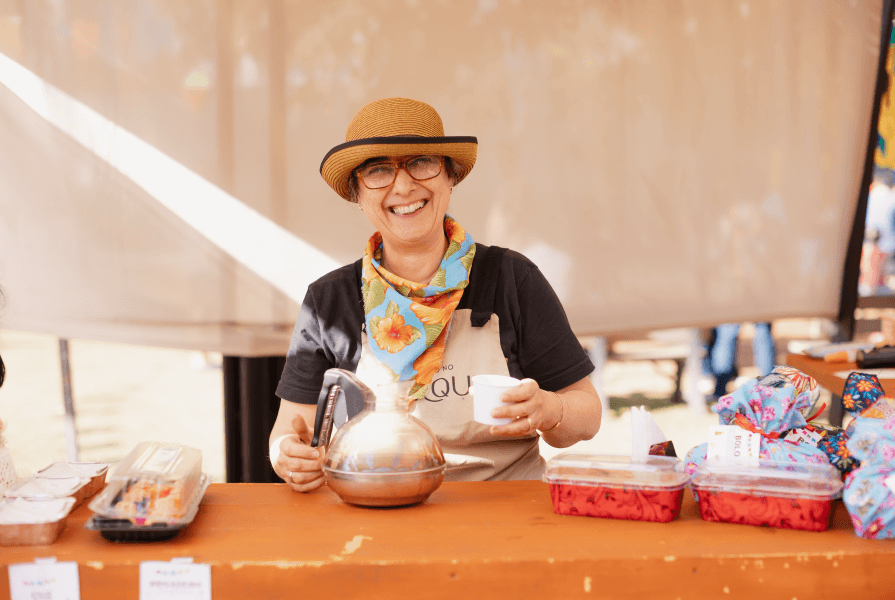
[{"x1": 356, "y1": 308, "x2": 545, "y2": 481}]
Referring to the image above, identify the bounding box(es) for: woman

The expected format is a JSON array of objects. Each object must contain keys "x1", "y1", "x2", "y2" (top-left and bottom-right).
[{"x1": 270, "y1": 97, "x2": 601, "y2": 491}]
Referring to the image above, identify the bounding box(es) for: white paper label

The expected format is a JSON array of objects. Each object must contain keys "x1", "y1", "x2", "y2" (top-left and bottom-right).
[
  {"x1": 8, "y1": 561, "x2": 80, "y2": 600},
  {"x1": 140, "y1": 561, "x2": 211, "y2": 600},
  {"x1": 885, "y1": 474, "x2": 895, "y2": 497},
  {"x1": 707, "y1": 425, "x2": 761, "y2": 467},
  {"x1": 783, "y1": 427, "x2": 823, "y2": 447}
]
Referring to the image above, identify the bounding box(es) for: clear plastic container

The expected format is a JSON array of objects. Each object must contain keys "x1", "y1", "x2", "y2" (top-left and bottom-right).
[
  {"x1": 543, "y1": 452, "x2": 689, "y2": 522},
  {"x1": 690, "y1": 459, "x2": 844, "y2": 532},
  {"x1": 0, "y1": 497, "x2": 76, "y2": 545},
  {"x1": 85, "y1": 474, "x2": 211, "y2": 542},
  {"x1": 88, "y1": 442, "x2": 203, "y2": 525}
]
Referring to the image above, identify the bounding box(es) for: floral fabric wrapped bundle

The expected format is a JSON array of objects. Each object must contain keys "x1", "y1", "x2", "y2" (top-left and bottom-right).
[
  {"x1": 842, "y1": 372, "x2": 886, "y2": 415},
  {"x1": 843, "y1": 405, "x2": 895, "y2": 539},
  {"x1": 813, "y1": 423, "x2": 858, "y2": 477},
  {"x1": 843, "y1": 373, "x2": 895, "y2": 439},
  {"x1": 685, "y1": 367, "x2": 831, "y2": 493}
]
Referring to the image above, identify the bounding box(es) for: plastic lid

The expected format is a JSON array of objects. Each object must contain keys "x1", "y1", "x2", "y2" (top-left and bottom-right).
[
  {"x1": 0, "y1": 497, "x2": 75, "y2": 524},
  {"x1": 543, "y1": 452, "x2": 689, "y2": 490},
  {"x1": 690, "y1": 459, "x2": 843, "y2": 500},
  {"x1": 37, "y1": 462, "x2": 109, "y2": 480},
  {"x1": 4, "y1": 476, "x2": 86, "y2": 499},
  {"x1": 106, "y1": 442, "x2": 202, "y2": 483},
  {"x1": 89, "y1": 442, "x2": 203, "y2": 521}
]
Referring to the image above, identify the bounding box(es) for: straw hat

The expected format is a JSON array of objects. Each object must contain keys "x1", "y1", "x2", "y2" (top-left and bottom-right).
[{"x1": 320, "y1": 98, "x2": 478, "y2": 200}]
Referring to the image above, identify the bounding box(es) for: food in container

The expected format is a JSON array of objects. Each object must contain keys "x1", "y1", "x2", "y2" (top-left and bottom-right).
[
  {"x1": 4, "y1": 476, "x2": 90, "y2": 510},
  {"x1": 690, "y1": 459, "x2": 843, "y2": 532},
  {"x1": 7, "y1": 462, "x2": 111, "y2": 509},
  {"x1": 37, "y1": 461, "x2": 110, "y2": 502},
  {"x1": 85, "y1": 474, "x2": 211, "y2": 542},
  {"x1": 0, "y1": 497, "x2": 75, "y2": 545},
  {"x1": 543, "y1": 452, "x2": 689, "y2": 523},
  {"x1": 88, "y1": 442, "x2": 203, "y2": 526}
]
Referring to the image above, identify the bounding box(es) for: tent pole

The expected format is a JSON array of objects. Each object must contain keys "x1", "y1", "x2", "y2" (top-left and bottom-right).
[
  {"x1": 223, "y1": 356, "x2": 284, "y2": 483},
  {"x1": 58, "y1": 338, "x2": 80, "y2": 462},
  {"x1": 835, "y1": 0, "x2": 895, "y2": 343}
]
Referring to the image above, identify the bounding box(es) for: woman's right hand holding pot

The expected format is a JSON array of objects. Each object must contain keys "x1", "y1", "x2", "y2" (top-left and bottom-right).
[{"x1": 271, "y1": 413, "x2": 327, "y2": 492}]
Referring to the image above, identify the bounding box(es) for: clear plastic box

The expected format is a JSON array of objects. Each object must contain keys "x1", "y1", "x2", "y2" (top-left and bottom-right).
[
  {"x1": 543, "y1": 452, "x2": 690, "y2": 522},
  {"x1": 85, "y1": 474, "x2": 211, "y2": 542},
  {"x1": 690, "y1": 459, "x2": 844, "y2": 532},
  {"x1": 88, "y1": 442, "x2": 203, "y2": 525}
]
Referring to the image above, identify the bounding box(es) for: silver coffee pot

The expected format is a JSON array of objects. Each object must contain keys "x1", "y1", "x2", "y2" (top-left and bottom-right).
[{"x1": 312, "y1": 369, "x2": 445, "y2": 507}]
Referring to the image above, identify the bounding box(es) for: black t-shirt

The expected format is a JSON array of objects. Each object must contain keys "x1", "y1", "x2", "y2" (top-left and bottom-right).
[{"x1": 275, "y1": 244, "x2": 594, "y2": 404}]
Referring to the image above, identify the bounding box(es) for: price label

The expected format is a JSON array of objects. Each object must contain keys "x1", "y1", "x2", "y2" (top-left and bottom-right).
[
  {"x1": 8, "y1": 559, "x2": 80, "y2": 600},
  {"x1": 707, "y1": 425, "x2": 761, "y2": 467},
  {"x1": 140, "y1": 559, "x2": 210, "y2": 600},
  {"x1": 783, "y1": 427, "x2": 823, "y2": 447}
]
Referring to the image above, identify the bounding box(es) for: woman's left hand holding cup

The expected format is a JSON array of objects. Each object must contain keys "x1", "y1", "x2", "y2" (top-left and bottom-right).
[{"x1": 487, "y1": 378, "x2": 561, "y2": 437}]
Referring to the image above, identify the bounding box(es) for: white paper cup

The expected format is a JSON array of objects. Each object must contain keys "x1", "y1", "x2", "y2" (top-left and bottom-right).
[{"x1": 472, "y1": 375, "x2": 522, "y2": 425}]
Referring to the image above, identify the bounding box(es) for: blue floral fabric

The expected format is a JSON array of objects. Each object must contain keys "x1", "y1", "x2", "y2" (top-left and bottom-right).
[
  {"x1": 842, "y1": 373, "x2": 885, "y2": 416},
  {"x1": 685, "y1": 372, "x2": 830, "y2": 496},
  {"x1": 813, "y1": 424, "x2": 858, "y2": 476},
  {"x1": 843, "y1": 413, "x2": 895, "y2": 539}
]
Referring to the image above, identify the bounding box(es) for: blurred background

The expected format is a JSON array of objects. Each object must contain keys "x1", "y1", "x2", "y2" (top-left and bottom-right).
[{"x1": 0, "y1": 1, "x2": 892, "y2": 482}]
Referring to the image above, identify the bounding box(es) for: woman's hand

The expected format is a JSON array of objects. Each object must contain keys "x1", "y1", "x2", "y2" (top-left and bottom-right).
[
  {"x1": 271, "y1": 411, "x2": 327, "y2": 492},
  {"x1": 488, "y1": 378, "x2": 562, "y2": 437}
]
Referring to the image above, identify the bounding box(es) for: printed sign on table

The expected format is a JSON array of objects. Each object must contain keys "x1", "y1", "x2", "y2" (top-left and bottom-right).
[
  {"x1": 8, "y1": 558, "x2": 80, "y2": 600},
  {"x1": 140, "y1": 558, "x2": 211, "y2": 600}
]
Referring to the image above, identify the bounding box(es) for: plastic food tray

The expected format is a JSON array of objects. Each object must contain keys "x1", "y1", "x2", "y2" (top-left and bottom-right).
[
  {"x1": 85, "y1": 473, "x2": 211, "y2": 542},
  {"x1": 88, "y1": 442, "x2": 203, "y2": 523},
  {"x1": 36, "y1": 462, "x2": 109, "y2": 506},
  {"x1": 690, "y1": 460, "x2": 843, "y2": 532},
  {"x1": 0, "y1": 497, "x2": 76, "y2": 546},
  {"x1": 543, "y1": 452, "x2": 689, "y2": 523}
]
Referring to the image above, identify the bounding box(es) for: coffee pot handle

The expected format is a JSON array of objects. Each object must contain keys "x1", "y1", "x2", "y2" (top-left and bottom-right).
[{"x1": 311, "y1": 368, "x2": 375, "y2": 448}]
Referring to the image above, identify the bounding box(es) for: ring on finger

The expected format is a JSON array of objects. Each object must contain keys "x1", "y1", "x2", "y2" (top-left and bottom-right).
[
  {"x1": 526, "y1": 416, "x2": 534, "y2": 432},
  {"x1": 287, "y1": 471, "x2": 293, "y2": 481}
]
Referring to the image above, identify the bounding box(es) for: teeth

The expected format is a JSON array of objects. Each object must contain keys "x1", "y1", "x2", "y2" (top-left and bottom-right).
[{"x1": 391, "y1": 200, "x2": 426, "y2": 215}]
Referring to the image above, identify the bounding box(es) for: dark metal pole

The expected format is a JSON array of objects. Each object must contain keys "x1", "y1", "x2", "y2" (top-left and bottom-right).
[{"x1": 835, "y1": 1, "x2": 895, "y2": 343}]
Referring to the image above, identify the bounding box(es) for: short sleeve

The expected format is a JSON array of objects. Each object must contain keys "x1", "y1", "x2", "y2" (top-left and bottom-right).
[
  {"x1": 511, "y1": 263, "x2": 594, "y2": 392},
  {"x1": 276, "y1": 289, "x2": 334, "y2": 404},
  {"x1": 275, "y1": 266, "x2": 364, "y2": 404}
]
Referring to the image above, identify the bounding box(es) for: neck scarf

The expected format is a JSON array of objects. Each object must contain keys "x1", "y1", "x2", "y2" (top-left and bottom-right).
[{"x1": 361, "y1": 216, "x2": 476, "y2": 400}]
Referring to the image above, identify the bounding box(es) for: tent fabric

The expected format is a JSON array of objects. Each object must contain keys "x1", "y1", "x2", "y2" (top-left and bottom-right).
[{"x1": 0, "y1": 1, "x2": 885, "y2": 355}]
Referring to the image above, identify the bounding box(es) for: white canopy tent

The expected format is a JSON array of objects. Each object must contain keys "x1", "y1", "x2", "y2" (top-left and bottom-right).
[{"x1": 0, "y1": 0, "x2": 889, "y2": 480}]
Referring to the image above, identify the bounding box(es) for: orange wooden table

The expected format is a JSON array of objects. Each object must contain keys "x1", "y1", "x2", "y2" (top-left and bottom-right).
[
  {"x1": 784, "y1": 352, "x2": 895, "y2": 425},
  {"x1": 2, "y1": 482, "x2": 894, "y2": 599}
]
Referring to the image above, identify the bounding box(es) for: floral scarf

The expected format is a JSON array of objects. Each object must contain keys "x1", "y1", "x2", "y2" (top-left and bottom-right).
[{"x1": 361, "y1": 215, "x2": 476, "y2": 400}]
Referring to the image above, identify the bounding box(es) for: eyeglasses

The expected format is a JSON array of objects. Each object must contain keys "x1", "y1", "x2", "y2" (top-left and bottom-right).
[{"x1": 356, "y1": 155, "x2": 443, "y2": 189}]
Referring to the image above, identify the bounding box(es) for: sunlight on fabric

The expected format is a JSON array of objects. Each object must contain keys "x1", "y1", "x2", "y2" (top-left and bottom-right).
[{"x1": 0, "y1": 51, "x2": 338, "y2": 303}]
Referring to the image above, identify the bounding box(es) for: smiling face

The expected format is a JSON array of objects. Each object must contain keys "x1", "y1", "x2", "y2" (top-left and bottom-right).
[{"x1": 356, "y1": 155, "x2": 453, "y2": 254}]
